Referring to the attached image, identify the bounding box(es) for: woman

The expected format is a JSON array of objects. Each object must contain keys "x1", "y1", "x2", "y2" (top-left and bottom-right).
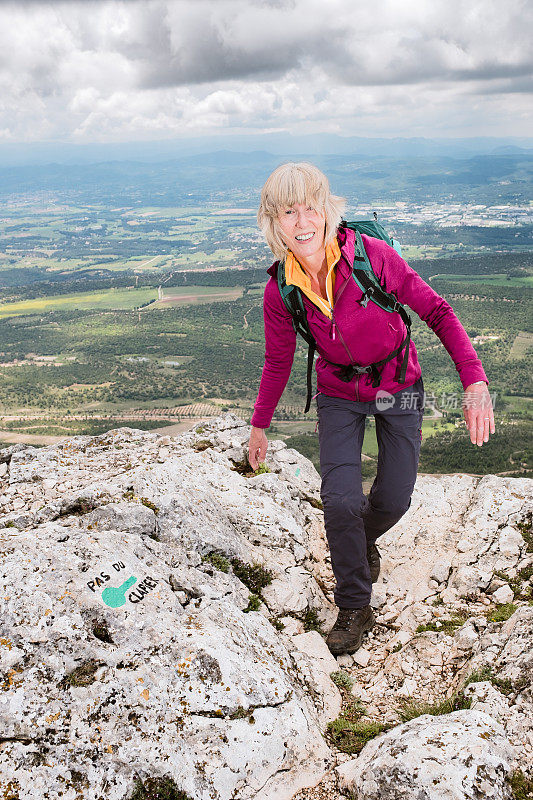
[{"x1": 247, "y1": 162, "x2": 495, "y2": 656}]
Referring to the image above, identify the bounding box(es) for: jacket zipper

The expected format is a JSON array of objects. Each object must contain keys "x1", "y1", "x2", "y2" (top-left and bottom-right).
[{"x1": 330, "y1": 272, "x2": 361, "y2": 400}]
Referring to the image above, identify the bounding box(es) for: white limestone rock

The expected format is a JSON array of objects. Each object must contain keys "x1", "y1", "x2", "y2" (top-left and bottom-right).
[
  {"x1": 261, "y1": 566, "x2": 319, "y2": 615},
  {"x1": 290, "y1": 631, "x2": 342, "y2": 726},
  {"x1": 464, "y1": 681, "x2": 511, "y2": 725},
  {"x1": 84, "y1": 501, "x2": 157, "y2": 537},
  {"x1": 0, "y1": 419, "x2": 340, "y2": 800},
  {"x1": 1, "y1": 417, "x2": 532, "y2": 800},
  {"x1": 352, "y1": 648, "x2": 371, "y2": 668},
  {"x1": 279, "y1": 616, "x2": 305, "y2": 636},
  {"x1": 493, "y1": 584, "x2": 515, "y2": 604},
  {"x1": 454, "y1": 623, "x2": 479, "y2": 652},
  {"x1": 430, "y1": 558, "x2": 452, "y2": 584},
  {"x1": 336, "y1": 710, "x2": 516, "y2": 800}
]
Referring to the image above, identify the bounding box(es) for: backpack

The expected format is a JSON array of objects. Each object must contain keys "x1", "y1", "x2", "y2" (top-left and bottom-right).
[{"x1": 276, "y1": 217, "x2": 412, "y2": 413}]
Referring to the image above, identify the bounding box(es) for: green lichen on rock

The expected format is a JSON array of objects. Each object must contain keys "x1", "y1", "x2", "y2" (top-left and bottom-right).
[
  {"x1": 194, "y1": 439, "x2": 214, "y2": 452},
  {"x1": 64, "y1": 659, "x2": 101, "y2": 687},
  {"x1": 230, "y1": 458, "x2": 271, "y2": 478},
  {"x1": 302, "y1": 608, "x2": 325, "y2": 635},
  {"x1": 517, "y1": 511, "x2": 533, "y2": 553},
  {"x1": 254, "y1": 462, "x2": 271, "y2": 475},
  {"x1": 464, "y1": 665, "x2": 530, "y2": 697},
  {"x1": 228, "y1": 706, "x2": 256, "y2": 723},
  {"x1": 140, "y1": 497, "x2": 159, "y2": 515},
  {"x1": 130, "y1": 776, "x2": 192, "y2": 800},
  {"x1": 330, "y1": 670, "x2": 354, "y2": 690}
]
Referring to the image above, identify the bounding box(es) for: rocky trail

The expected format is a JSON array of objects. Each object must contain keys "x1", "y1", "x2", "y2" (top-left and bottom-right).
[{"x1": 0, "y1": 414, "x2": 531, "y2": 799}]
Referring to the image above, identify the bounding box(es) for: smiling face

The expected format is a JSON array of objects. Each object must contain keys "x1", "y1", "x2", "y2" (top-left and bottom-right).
[{"x1": 276, "y1": 202, "x2": 327, "y2": 266}]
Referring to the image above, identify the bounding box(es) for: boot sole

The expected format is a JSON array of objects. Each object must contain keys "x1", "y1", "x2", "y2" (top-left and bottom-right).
[{"x1": 326, "y1": 612, "x2": 375, "y2": 656}]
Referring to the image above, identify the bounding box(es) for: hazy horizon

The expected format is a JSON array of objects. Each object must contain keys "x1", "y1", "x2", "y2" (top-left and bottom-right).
[{"x1": 1, "y1": 133, "x2": 532, "y2": 168}]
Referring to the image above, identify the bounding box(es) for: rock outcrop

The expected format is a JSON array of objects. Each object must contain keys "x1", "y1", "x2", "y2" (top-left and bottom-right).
[{"x1": 0, "y1": 414, "x2": 531, "y2": 800}]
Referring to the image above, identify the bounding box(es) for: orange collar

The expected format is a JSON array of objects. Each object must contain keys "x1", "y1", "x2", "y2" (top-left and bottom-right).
[{"x1": 285, "y1": 238, "x2": 341, "y2": 319}]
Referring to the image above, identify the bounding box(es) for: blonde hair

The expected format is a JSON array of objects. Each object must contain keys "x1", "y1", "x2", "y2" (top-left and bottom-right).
[{"x1": 257, "y1": 162, "x2": 346, "y2": 260}]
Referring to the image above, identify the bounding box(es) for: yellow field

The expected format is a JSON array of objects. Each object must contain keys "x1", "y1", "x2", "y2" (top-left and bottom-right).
[{"x1": 508, "y1": 331, "x2": 533, "y2": 360}]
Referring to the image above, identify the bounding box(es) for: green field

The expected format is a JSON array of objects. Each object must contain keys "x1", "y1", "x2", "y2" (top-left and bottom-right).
[
  {"x1": 361, "y1": 419, "x2": 456, "y2": 457},
  {"x1": 0, "y1": 287, "x2": 158, "y2": 317},
  {"x1": 0, "y1": 285, "x2": 249, "y2": 318},
  {"x1": 430, "y1": 272, "x2": 533, "y2": 287}
]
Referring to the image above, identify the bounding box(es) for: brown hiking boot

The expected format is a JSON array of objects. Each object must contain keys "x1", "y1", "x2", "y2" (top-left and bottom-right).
[
  {"x1": 326, "y1": 605, "x2": 375, "y2": 656},
  {"x1": 367, "y1": 542, "x2": 381, "y2": 583}
]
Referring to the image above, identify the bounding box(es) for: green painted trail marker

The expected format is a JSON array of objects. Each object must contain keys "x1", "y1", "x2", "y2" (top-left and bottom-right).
[
  {"x1": 295, "y1": 467, "x2": 301, "y2": 477},
  {"x1": 102, "y1": 576, "x2": 137, "y2": 608}
]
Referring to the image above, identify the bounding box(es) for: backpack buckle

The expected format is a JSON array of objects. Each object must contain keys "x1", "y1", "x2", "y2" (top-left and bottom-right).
[{"x1": 359, "y1": 286, "x2": 374, "y2": 308}]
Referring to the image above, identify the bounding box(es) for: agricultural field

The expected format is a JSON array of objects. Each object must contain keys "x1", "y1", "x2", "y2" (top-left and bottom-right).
[
  {"x1": 508, "y1": 331, "x2": 533, "y2": 360},
  {"x1": 0, "y1": 285, "x2": 252, "y2": 318},
  {"x1": 0, "y1": 264, "x2": 530, "y2": 479},
  {"x1": 0, "y1": 202, "x2": 264, "y2": 277},
  {"x1": 428, "y1": 272, "x2": 533, "y2": 287},
  {"x1": 0, "y1": 150, "x2": 531, "y2": 478}
]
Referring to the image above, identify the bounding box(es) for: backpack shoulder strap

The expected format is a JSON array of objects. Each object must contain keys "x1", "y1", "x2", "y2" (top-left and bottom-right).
[
  {"x1": 349, "y1": 229, "x2": 412, "y2": 384},
  {"x1": 350, "y1": 230, "x2": 410, "y2": 327},
  {"x1": 276, "y1": 259, "x2": 315, "y2": 346}
]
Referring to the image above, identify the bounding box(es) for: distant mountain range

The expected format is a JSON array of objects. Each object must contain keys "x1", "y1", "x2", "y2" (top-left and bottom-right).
[
  {"x1": 1, "y1": 147, "x2": 531, "y2": 207},
  {"x1": 0, "y1": 134, "x2": 532, "y2": 167}
]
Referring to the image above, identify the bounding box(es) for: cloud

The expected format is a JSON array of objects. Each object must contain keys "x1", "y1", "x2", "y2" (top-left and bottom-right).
[{"x1": 0, "y1": 0, "x2": 531, "y2": 141}]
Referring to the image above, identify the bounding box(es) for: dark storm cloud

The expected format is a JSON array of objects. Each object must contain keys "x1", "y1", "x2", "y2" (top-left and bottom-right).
[
  {"x1": 101, "y1": 0, "x2": 342, "y2": 89},
  {"x1": 1, "y1": 0, "x2": 531, "y2": 91},
  {"x1": 107, "y1": 0, "x2": 533, "y2": 92}
]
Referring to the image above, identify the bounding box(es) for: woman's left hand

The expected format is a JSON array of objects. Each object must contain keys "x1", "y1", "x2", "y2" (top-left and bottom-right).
[{"x1": 462, "y1": 383, "x2": 495, "y2": 446}]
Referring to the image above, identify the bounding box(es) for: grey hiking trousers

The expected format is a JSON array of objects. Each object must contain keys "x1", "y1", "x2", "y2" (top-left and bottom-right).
[{"x1": 316, "y1": 377, "x2": 425, "y2": 609}]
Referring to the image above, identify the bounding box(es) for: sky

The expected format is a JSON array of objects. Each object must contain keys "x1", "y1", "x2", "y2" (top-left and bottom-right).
[{"x1": 0, "y1": 0, "x2": 531, "y2": 144}]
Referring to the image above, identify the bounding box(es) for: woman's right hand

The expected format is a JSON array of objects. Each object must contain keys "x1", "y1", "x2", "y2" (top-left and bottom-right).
[{"x1": 248, "y1": 426, "x2": 268, "y2": 471}]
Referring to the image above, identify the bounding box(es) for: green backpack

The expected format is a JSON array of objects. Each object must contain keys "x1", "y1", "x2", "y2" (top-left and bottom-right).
[{"x1": 276, "y1": 217, "x2": 412, "y2": 412}]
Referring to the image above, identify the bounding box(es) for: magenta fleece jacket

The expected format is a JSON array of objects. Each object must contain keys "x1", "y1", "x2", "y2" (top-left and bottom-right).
[{"x1": 250, "y1": 226, "x2": 488, "y2": 429}]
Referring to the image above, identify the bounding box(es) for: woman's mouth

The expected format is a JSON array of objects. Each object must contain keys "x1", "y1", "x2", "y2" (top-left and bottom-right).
[{"x1": 295, "y1": 232, "x2": 314, "y2": 242}]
